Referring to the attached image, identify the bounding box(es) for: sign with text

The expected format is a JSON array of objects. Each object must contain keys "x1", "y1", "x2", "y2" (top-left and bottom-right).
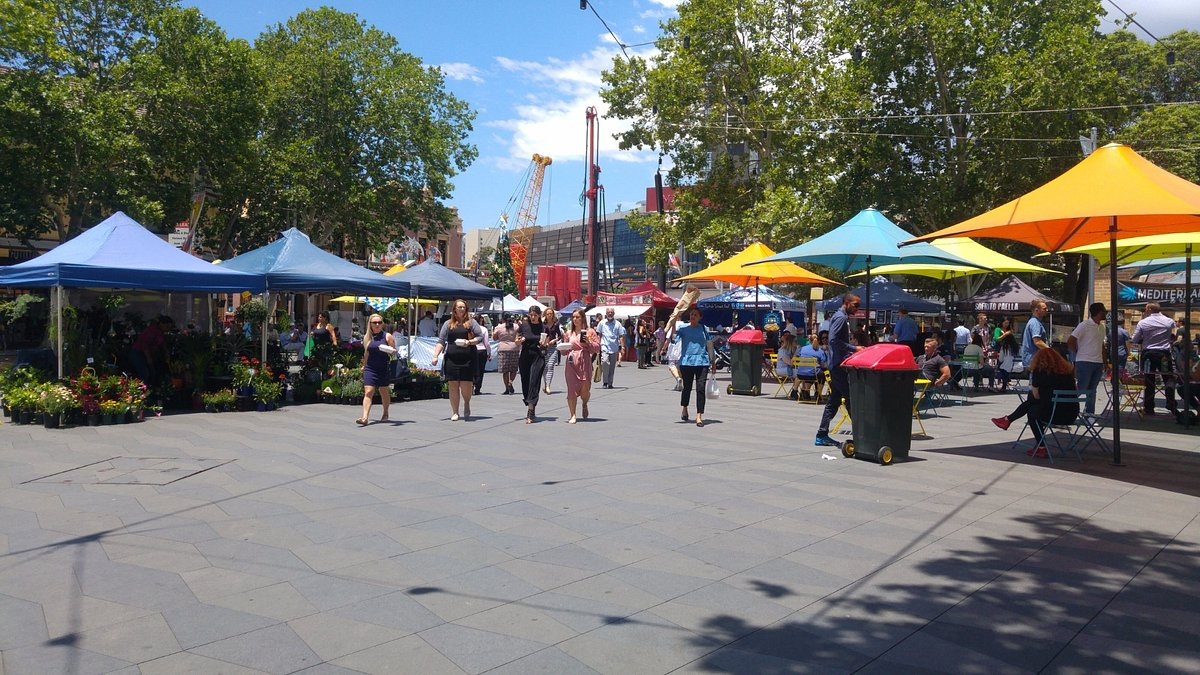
[{"x1": 1118, "y1": 280, "x2": 1200, "y2": 308}]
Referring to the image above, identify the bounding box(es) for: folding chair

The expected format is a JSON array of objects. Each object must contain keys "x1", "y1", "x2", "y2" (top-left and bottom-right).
[
  {"x1": 769, "y1": 354, "x2": 790, "y2": 398},
  {"x1": 911, "y1": 378, "x2": 930, "y2": 436},
  {"x1": 958, "y1": 354, "x2": 982, "y2": 391},
  {"x1": 825, "y1": 368, "x2": 852, "y2": 434},
  {"x1": 1116, "y1": 370, "x2": 1147, "y2": 420},
  {"x1": 1030, "y1": 390, "x2": 1097, "y2": 463},
  {"x1": 795, "y1": 357, "x2": 825, "y2": 405}
]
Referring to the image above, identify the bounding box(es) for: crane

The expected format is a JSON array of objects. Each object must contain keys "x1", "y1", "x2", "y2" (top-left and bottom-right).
[{"x1": 504, "y1": 154, "x2": 553, "y2": 295}]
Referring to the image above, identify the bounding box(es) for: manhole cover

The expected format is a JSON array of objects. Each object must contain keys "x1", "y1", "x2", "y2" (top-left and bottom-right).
[{"x1": 24, "y1": 457, "x2": 234, "y2": 485}]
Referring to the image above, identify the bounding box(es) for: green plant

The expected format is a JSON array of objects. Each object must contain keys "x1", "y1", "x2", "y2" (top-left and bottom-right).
[
  {"x1": 37, "y1": 384, "x2": 80, "y2": 414},
  {"x1": 5, "y1": 387, "x2": 38, "y2": 411},
  {"x1": 99, "y1": 399, "x2": 126, "y2": 415},
  {"x1": 234, "y1": 299, "x2": 269, "y2": 328},
  {"x1": 253, "y1": 380, "x2": 283, "y2": 403}
]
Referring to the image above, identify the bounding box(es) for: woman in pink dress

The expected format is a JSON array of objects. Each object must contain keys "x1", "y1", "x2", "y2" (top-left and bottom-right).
[{"x1": 561, "y1": 308, "x2": 600, "y2": 424}]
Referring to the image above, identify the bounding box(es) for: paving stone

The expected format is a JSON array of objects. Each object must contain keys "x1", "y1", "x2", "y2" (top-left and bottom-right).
[
  {"x1": 137, "y1": 651, "x2": 270, "y2": 674},
  {"x1": 418, "y1": 623, "x2": 548, "y2": 673},
  {"x1": 190, "y1": 623, "x2": 321, "y2": 673},
  {"x1": 162, "y1": 602, "x2": 279, "y2": 649},
  {"x1": 331, "y1": 635, "x2": 466, "y2": 674},
  {"x1": 288, "y1": 613, "x2": 405, "y2": 661},
  {"x1": 207, "y1": 582, "x2": 319, "y2": 622},
  {"x1": 330, "y1": 590, "x2": 445, "y2": 634},
  {"x1": 0, "y1": 592, "x2": 49, "y2": 650},
  {"x1": 76, "y1": 612, "x2": 181, "y2": 663}
]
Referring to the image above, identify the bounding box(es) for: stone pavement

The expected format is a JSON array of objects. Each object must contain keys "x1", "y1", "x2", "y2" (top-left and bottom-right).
[{"x1": 2, "y1": 364, "x2": 1199, "y2": 674}]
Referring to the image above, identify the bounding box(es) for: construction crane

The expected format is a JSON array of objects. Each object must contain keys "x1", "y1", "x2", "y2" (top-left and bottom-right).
[{"x1": 504, "y1": 154, "x2": 553, "y2": 296}]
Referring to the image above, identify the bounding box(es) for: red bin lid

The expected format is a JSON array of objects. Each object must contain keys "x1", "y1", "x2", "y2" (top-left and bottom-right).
[
  {"x1": 841, "y1": 343, "x2": 918, "y2": 370},
  {"x1": 728, "y1": 328, "x2": 765, "y2": 344}
]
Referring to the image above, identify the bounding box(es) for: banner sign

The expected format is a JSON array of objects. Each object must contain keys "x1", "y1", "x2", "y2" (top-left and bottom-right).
[
  {"x1": 1118, "y1": 280, "x2": 1200, "y2": 307},
  {"x1": 596, "y1": 292, "x2": 656, "y2": 306}
]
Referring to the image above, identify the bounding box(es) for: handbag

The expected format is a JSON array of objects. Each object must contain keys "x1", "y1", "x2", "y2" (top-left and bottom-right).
[{"x1": 593, "y1": 357, "x2": 602, "y2": 382}]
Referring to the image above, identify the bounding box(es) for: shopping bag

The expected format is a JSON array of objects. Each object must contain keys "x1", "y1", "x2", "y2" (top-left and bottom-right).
[
  {"x1": 303, "y1": 335, "x2": 314, "y2": 358},
  {"x1": 593, "y1": 358, "x2": 602, "y2": 383},
  {"x1": 706, "y1": 373, "x2": 721, "y2": 399}
]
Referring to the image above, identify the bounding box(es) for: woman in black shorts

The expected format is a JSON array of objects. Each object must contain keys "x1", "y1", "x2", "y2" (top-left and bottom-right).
[{"x1": 430, "y1": 299, "x2": 487, "y2": 421}]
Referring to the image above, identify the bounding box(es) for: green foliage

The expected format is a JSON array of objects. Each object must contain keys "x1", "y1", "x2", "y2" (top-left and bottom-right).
[
  {"x1": 0, "y1": 294, "x2": 45, "y2": 323},
  {"x1": 233, "y1": 299, "x2": 268, "y2": 328},
  {"x1": 0, "y1": 2, "x2": 476, "y2": 256},
  {"x1": 490, "y1": 232, "x2": 519, "y2": 296}
]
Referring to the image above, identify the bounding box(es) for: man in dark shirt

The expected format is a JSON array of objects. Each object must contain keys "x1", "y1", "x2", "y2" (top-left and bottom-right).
[
  {"x1": 816, "y1": 294, "x2": 862, "y2": 446},
  {"x1": 916, "y1": 338, "x2": 952, "y2": 388}
]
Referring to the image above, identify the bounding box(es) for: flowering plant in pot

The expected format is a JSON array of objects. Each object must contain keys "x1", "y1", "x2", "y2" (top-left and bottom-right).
[
  {"x1": 38, "y1": 384, "x2": 80, "y2": 428},
  {"x1": 253, "y1": 380, "x2": 283, "y2": 410}
]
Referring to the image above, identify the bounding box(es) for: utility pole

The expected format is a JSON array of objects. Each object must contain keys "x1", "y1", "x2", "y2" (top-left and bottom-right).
[{"x1": 584, "y1": 106, "x2": 602, "y2": 302}]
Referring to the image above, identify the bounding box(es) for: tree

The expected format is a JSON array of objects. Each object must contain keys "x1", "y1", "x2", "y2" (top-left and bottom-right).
[
  {"x1": 490, "y1": 233, "x2": 518, "y2": 297},
  {"x1": 601, "y1": 0, "x2": 836, "y2": 262},
  {"x1": 244, "y1": 8, "x2": 477, "y2": 255}
]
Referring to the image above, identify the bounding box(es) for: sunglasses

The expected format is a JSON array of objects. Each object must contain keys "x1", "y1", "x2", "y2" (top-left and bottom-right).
[{"x1": 370, "y1": 320, "x2": 382, "y2": 324}]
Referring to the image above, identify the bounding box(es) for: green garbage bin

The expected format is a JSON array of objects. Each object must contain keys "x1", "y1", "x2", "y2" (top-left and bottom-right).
[
  {"x1": 727, "y1": 328, "x2": 764, "y2": 396},
  {"x1": 841, "y1": 344, "x2": 919, "y2": 465}
]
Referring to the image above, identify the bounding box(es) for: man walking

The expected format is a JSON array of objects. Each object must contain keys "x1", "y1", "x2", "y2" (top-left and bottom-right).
[
  {"x1": 816, "y1": 294, "x2": 863, "y2": 447},
  {"x1": 1021, "y1": 300, "x2": 1050, "y2": 368},
  {"x1": 894, "y1": 308, "x2": 919, "y2": 357},
  {"x1": 1068, "y1": 302, "x2": 1107, "y2": 415},
  {"x1": 598, "y1": 308, "x2": 626, "y2": 389},
  {"x1": 1132, "y1": 302, "x2": 1177, "y2": 416}
]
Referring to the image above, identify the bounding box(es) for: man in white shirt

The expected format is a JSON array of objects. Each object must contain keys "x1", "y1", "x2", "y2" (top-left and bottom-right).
[
  {"x1": 952, "y1": 320, "x2": 971, "y2": 356},
  {"x1": 1068, "y1": 302, "x2": 1107, "y2": 415},
  {"x1": 597, "y1": 308, "x2": 626, "y2": 389},
  {"x1": 417, "y1": 311, "x2": 437, "y2": 338}
]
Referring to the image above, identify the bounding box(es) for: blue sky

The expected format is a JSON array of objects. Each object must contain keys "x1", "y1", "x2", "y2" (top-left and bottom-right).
[{"x1": 185, "y1": 0, "x2": 1196, "y2": 233}]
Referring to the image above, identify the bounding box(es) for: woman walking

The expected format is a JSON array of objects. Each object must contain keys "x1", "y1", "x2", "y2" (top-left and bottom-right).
[
  {"x1": 357, "y1": 313, "x2": 396, "y2": 425},
  {"x1": 430, "y1": 300, "x2": 487, "y2": 421},
  {"x1": 676, "y1": 307, "x2": 716, "y2": 427},
  {"x1": 562, "y1": 308, "x2": 600, "y2": 424},
  {"x1": 517, "y1": 308, "x2": 550, "y2": 423},
  {"x1": 542, "y1": 308, "x2": 561, "y2": 395},
  {"x1": 492, "y1": 314, "x2": 520, "y2": 395}
]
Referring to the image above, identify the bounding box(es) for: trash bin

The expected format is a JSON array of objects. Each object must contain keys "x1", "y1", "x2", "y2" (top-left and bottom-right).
[
  {"x1": 727, "y1": 328, "x2": 765, "y2": 395},
  {"x1": 840, "y1": 344, "x2": 920, "y2": 465}
]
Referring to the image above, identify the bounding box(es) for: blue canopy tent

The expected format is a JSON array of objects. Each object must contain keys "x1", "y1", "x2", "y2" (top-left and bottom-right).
[
  {"x1": 558, "y1": 299, "x2": 586, "y2": 315},
  {"x1": 219, "y1": 228, "x2": 411, "y2": 296},
  {"x1": 698, "y1": 285, "x2": 806, "y2": 329},
  {"x1": 389, "y1": 260, "x2": 502, "y2": 300},
  {"x1": 822, "y1": 278, "x2": 942, "y2": 314},
  {"x1": 219, "y1": 228, "x2": 413, "y2": 360},
  {"x1": 0, "y1": 212, "x2": 265, "y2": 376},
  {"x1": 747, "y1": 209, "x2": 987, "y2": 327}
]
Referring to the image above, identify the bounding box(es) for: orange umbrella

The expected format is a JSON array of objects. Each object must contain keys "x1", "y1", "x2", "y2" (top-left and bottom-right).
[{"x1": 906, "y1": 143, "x2": 1200, "y2": 465}]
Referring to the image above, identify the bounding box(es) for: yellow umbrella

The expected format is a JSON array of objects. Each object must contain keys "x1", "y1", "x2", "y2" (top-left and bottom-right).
[
  {"x1": 1055, "y1": 232, "x2": 1200, "y2": 266},
  {"x1": 853, "y1": 237, "x2": 1058, "y2": 279},
  {"x1": 905, "y1": 143, "x2": 1200, "y2": 465},
  {"x1": 679, "y1": 242, "x2": 839, "y2": 286},
  {"x1": 383, "y1": 263, "x2": 406, "y2": 276}
]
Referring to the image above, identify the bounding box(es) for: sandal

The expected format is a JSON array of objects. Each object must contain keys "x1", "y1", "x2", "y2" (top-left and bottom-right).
[
  {"x1": 681, "y1": 410, "x2": 688, "y2": 421},
  {"x1": 450, "y1": 413, "x2": 459, "y2": 421},
  {"x1": 526, "y1": 405, "x2": 535, "y2": 424},
  {"x1": 379, "y1": 413, "x2": 389, "y2": 422},
  {"x1": 355, "y1": 418, "x2": 368, "y2": 426},
  {"x1": 696, "y1": 417, "x2": 704, "y2": 428},
  {"x1": 567, "y1": 416, "x2": 577, "y2": 424}
]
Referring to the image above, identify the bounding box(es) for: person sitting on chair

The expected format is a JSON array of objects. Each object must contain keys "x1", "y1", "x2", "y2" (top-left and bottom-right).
[
  {"x1": 962, "y1": 333, "x2": 995, "y2": 389},
  {"x1": 796, "y1": 332, "x2": 827, "y2": 400},
  {"x1": 991, "y1": 347, "x2": 1079, "y2": 458},
  {"x1": 776, "y1": 331, "x2": 801, "y2": 399},
  {"x1": 917, "y1": 338, "x2": 953, "y2": 391}
]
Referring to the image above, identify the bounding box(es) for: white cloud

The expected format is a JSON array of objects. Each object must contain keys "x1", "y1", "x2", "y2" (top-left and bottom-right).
[
  {"x1": 490, "y1": 44, "x2": 659, "y2": 169},
  {"x1": 437, "y1": 62, "x2": 484, "y2": 83}
]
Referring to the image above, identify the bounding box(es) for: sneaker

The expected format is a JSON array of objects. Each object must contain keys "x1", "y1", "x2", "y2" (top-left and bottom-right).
[
  {"x1": 814, "y1": 435, "x2": 839, "y2": 447},
  {"x1": 991, "y1": 416, "x2": 1010, "y2": 431}
]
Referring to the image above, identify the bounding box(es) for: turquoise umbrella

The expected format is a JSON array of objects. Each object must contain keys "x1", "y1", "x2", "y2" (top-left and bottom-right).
[{"x1": 745, "y1": 209, "x2": 988, "y2": 325}]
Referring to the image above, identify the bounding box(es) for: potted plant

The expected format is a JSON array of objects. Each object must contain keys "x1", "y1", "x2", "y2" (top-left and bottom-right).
[
  {"x1": 201, "y1": 391, "x2": 223, "y2": 412},
  {"x1": 7, "y1": 388, "x2": 37, "y2": 424},
  {"x1": 253, "y1": 380, "x2": 283, "y2": 411},
  {"x1": 99, "y1": 399, "x2": 124, "y2": 424},
  {"x1": 72, "y1": 367, "x2": 102, "y2": 425}
]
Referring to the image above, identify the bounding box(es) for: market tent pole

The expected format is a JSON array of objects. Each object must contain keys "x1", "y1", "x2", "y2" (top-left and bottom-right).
[
  {"x1": 1185, "y1": 244, "x2": 1193, "y2": 428},
  {"x1": 261, "y1": 290, "x2": 270, "y2": 363},
  {"x1": 1107, "y1": 222, "x2": 1122, "y2": 463},
  {"x1": 56, "y1": 286, "x2": 64, "y2": 378}
]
